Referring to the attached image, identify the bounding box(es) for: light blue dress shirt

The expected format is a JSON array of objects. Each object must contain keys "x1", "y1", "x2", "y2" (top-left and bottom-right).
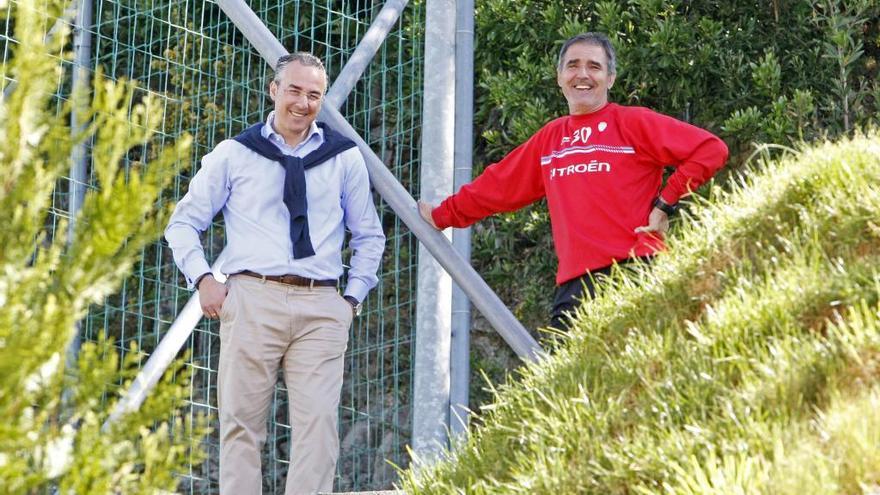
[{"x1": 165, "y1": 113, "x2": 385, "y2": 302}]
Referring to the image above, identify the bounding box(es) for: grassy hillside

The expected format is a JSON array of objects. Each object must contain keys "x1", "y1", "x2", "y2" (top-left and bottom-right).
[{"x1": 398, "y1": 131, "x2": 880, "y2": 494}]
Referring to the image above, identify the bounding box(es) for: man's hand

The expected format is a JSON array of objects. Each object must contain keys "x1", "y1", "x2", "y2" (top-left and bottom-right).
[
  {"x1": 417, "y1": 200, "x2": 439, "y2": 230},
  {"x1": 634, "y1": 207, "x2": 669, "y2": 235},
  {"x1": 198, "y1": 275, "x2": 228, "y2": 319}
]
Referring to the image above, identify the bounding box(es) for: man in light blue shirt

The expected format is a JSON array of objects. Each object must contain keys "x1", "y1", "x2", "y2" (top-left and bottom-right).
[{"x1": 165, "y1": 52, "x2": 385, "y2": 495}]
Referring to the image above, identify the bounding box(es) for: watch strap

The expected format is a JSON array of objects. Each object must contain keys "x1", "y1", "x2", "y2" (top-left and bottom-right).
[
  {"x1": 653, "y1": 197, "x2": 679, "y2": 215},
  {"x1": 343, "y1": 295, "x2": 362, "y2": 316}
]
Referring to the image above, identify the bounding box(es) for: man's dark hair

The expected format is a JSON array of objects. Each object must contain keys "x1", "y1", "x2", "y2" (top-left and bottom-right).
[
  {"x1": 557, "y1": 33, "x2": 617, "y2": 75},
  {"x1": 273, "y1": 52, "x2": 327, "y2": 85}
]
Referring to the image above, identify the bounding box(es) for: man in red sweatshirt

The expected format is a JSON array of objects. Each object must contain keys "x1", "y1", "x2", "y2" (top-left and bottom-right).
[{"x1": 418, "y1": 32, "x2": 729, "y2": 331}]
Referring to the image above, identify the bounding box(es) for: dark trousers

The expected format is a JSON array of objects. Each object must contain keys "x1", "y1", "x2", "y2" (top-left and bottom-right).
[{"x1": 549, "y1": 257, "x2": 650, "y2": 331}]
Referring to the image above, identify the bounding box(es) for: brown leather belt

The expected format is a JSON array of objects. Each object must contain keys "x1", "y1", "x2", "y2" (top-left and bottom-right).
[{"x1": 238, "y1": 270, "x2": 337, "y2": 288}]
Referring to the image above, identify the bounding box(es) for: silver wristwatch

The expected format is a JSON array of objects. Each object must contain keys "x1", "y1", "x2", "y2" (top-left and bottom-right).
[{"x1": 343, "y1": 295, "x2": 362, "y2": 316}]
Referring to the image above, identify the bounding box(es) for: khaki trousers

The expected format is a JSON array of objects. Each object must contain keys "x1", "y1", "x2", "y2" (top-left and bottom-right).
[{"x1": 217, "y1": 275, "x2": 352, "y2": 495}]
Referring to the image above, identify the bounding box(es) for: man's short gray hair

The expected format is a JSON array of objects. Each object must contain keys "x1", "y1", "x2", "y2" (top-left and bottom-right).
[
  {"x1": 273, "y1": 52, "x2": 327, "y2": 83},
  {"x1": 557, "y1": 32, "x2": 617, "y2": 75}
]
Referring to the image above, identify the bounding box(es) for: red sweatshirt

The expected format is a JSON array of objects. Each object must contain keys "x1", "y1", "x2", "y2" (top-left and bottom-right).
[{"x1": 432, "y1": 103, "x2": 728, "y2": 285}]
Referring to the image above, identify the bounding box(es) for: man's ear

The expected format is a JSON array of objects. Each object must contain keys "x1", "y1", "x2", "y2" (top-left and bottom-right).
[{"x1": 269, "y1": 80, "x2": 277, "y2": 101}]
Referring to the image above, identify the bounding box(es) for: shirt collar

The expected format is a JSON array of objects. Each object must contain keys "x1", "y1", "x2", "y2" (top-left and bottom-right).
[{"x1": 262, "y1": 111, "x2": 322, "y2": 150}]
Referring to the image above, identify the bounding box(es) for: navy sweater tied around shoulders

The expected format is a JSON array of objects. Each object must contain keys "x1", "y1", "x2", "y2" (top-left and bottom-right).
[{"x1": 233, "y1": 122, "x2": 356, "y2": 259}]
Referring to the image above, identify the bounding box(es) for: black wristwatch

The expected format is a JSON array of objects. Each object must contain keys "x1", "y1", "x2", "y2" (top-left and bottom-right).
[
  {"x1": 653, "y1": 197, "x2": 679, "y2": 216},
  {"x1": 343, "y1": 295, "x2": 362, "y2": 316}
]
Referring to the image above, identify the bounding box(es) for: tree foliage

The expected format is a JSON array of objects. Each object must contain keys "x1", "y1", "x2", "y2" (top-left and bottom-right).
[{"x1": 0, "y1": 0, "x2": 204, "y2": 492}]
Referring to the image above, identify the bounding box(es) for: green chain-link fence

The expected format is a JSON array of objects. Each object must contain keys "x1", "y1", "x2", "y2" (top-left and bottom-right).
[{"x1": 36, "y1": 0, "x2": 424, "y2": 491}]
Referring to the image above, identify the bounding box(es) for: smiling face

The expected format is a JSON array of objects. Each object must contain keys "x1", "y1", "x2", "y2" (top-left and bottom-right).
[
  {"x1": 268, "y1": 60, "x2": 327, "y2": 146},
  {"x1": 557, "y1": 42, "x2": 616, "y2": 116}
]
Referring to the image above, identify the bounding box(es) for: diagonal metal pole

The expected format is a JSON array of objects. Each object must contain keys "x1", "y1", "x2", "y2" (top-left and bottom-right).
[
  {"x1": 106, "y1": 0, "x2": 539, "y2": 428},
  {"x1": 104, "y1": 266, "x2": 227, "y2": 428},
  {"x1": 324, "y1": 0, "x2": 409, "y2": 110}
]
